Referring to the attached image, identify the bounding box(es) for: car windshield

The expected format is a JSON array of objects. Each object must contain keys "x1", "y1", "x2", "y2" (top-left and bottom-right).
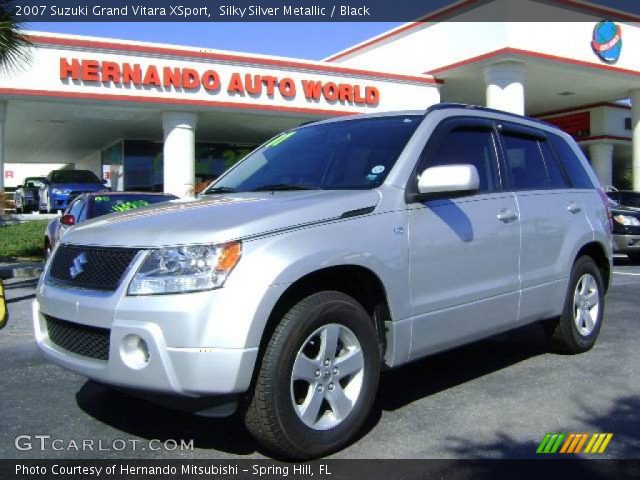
[
  {"x1": 90, "y1": 194, "x2": 176, "y2": 218},
  {"x1": 50, "y1": 170, "x2": 101, "y2": 183},
  {"x1": 203, "y1": 115, "x2": 421, "y2": 193},
  {"x1": 24, "y1": 178, "x2": 45, "y2": 188}
]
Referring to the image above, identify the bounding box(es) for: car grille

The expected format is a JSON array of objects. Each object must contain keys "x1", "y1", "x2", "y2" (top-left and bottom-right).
[
  {"x1": 48, "y1": 244, "x2": 139, "y2": 291},
  {"x1": 45, "y1": 315, "x2": 110, "y2": 361}
]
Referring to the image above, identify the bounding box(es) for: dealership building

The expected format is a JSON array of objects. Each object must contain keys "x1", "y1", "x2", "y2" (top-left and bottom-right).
[{"x1": 1, "y1": 0, "x2": 639, "y2": 197}]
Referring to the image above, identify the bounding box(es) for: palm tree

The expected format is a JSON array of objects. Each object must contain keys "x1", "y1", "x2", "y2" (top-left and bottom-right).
[
  {"x1": 0, "y1": 1, "x2": 32, "y2": 213},
  {"x1": 0, "y1": 1, "x2": 32, "y2": 74}
]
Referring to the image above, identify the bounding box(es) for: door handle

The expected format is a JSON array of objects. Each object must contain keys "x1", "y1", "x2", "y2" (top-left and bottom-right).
[
  {"x1": 567, "y1": 201, "x2": 582, "y2": 214},
  {"x1": 497, "y1": 209, "x2": 518, "y2": 223}
]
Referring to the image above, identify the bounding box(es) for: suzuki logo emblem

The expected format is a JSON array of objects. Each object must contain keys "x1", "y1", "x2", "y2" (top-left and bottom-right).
[{"x1": 69, "y1": 253, "x2": 88, "y2": 279}]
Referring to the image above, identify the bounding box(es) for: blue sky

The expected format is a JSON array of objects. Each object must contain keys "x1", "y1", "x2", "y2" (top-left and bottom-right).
[{"x1": 26, "y1": 22, "x2": 402, "y2": 60}]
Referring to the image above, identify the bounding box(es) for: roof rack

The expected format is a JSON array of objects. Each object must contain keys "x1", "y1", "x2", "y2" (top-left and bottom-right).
[{"x1": 424, "y1": 102, "x2": 559, "y2": 130}]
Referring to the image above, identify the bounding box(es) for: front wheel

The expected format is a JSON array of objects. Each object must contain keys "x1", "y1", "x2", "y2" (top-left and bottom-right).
[
  {"x1": 243, "y1": 291, "x2": 380, "y2": 459},
  {"x1": 546, "y1": 256, "x2": 605, "y2": 353}
]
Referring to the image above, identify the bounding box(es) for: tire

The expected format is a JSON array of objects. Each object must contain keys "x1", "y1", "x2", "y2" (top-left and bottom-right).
[
  {"x1": 243, "y1": 291, "x2": 380, "y2": 459},
  {"x1": 44, "y1": 238, "x2": 52, "y2": 260},
  {"x1": 546, "y1": 256, "x2": 605, "y2": 354}
]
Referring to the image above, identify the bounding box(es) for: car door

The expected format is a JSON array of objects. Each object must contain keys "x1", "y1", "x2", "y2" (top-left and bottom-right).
[
  {"x1": 407, "y1": 118, "x2": 521, "y2": 360},
  {"x1": 498, "y1": 123, "x2": 590, "y2": 323}
]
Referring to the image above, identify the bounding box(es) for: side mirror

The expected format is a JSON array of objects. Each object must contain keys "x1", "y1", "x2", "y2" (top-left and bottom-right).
[
  {"x1": 102, "y1": 179, "x2": 108, "y2": 185},
  {"x1": 60, "y1": 214, "x2": 76, "y2": 226},
  {"x1": 416, "y1": 164, "x2": 479, "y2": 197}
]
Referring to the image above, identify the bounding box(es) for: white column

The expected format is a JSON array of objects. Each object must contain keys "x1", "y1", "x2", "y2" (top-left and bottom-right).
[
  {"x1": 0, "y1": 101, "x2": 6, "y2": 196},
  {"x1": 0, "y1": 101, "x2": 6, "y2": 215},
  {"x1": 162, "y1": 111, "x2": 197, "y2": 198},
  {"x1": 630, "y1": 89, "x2": 640, "y2": 191},
  {"x1": 483, "y1": 62, "x2": 526, "y2": 115},
  {"x1": 588, "y1": 143, "x2": 614, "y2": 188}
]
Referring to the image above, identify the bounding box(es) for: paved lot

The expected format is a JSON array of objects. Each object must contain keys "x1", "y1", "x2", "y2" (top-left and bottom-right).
[{"x1": 1, "y1": 260, "x2": 639, "y2": 459}]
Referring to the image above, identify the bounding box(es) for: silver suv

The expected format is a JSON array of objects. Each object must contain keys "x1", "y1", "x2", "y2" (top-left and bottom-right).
[{"x1": 34, "y1": 104, "x2": 612, "y2": 459}]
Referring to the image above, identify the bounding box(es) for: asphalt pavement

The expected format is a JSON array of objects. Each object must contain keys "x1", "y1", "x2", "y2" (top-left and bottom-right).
[{"x1": 1, "y1": 259, "x2": 639, "y2": 459}]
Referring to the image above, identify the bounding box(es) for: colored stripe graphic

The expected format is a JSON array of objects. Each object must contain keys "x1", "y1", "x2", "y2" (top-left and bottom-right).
[
  {"x1": 537, "y1": 433, "x2": 566, "y2": 454},
  {"x1": 538, "y1": 433, "x2": 613, "y2": 454},
  {"x1": 585, "y1": 433, "x2": 613, "y2": 453}
]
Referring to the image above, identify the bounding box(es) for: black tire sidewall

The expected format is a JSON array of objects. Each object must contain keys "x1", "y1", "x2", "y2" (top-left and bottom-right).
[
  {"x1": 270, "y1": 293, "x2": 380, "y2": 457},
  {"x1": 562, "y1": 256, "x2": 605, "y2": 351}
]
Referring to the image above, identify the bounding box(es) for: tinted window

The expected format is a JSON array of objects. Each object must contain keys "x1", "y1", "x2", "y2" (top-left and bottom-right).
[
  {"x1": 49, "y1": 170, "x2": 101, "y2": 184},
  {"x1": 619, "y1": 192, "x2": 640, "y2": 208},
  {"x1": 539, "y1": 140, "x2": 570, "y2": 188},
  {"x1": 90, "y1": 194, "x2": 176, "y2": 218},
  {"x1": 206, "y1": 115, "x2": 421, "y2": 192},
  {"x1": 503, "y1": 134, "x2": 549, "y2": 190},
  {"x1": 548, "y1": 134, "x2": 593, "y2": 189},
  {"x1": 422, "y1": 127, "x2": 500, "y2": 194}
]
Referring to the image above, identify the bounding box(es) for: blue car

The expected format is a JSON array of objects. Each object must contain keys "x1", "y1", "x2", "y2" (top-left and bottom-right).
[{"x1": 39, "y1": 170, "x2": 108, "y2": 213}]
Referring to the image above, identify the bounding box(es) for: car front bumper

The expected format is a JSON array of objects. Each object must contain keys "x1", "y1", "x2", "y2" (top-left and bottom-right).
[
  {"x1": 48, "y1": 193, "x2": 72, "y2": 210},
  {"x1": 20, "y1": 196, "x2": 38, "y2": 207},
  {"x1": 33, "y1": 250, "x2": 287, "y2": 401},
  {"x1": 612, "y1": 233, "x2": 640, "y2": 253}
]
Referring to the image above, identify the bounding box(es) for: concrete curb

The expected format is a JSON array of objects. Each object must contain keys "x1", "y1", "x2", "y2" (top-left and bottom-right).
[{"x1": 0, "y1": 262, "x2": 44, "y2": 280}]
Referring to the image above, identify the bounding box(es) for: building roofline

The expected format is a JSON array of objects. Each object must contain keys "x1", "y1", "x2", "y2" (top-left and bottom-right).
[
  {"x1": 323, "y1": 0, "x2": 640, "y2": 63},
  {"x1": 323, "y1": 0, "x2": 482, "y2": 62},
  {"x1": 27, "y1": 32, "x2": 441, "y2": 86},
  {"x1": 424, "y1": 47, "x2": 640, "y2": 78},
  {"x1": 535, "y1": 102, "x2": 631, "y2": 118}
]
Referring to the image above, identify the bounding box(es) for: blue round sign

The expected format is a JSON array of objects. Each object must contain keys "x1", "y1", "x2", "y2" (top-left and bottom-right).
[{"x1": 592, "y1": 21, "x2": 622, "y2": 64}]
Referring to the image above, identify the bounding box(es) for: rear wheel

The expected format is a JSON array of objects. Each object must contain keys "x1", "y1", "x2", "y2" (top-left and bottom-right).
[
  {"x1": 546, "y1": 256, "x2": 604, "y2": 353},
  {"x1": 243, "y1": 291, "x2": 380, "y2": 459}
]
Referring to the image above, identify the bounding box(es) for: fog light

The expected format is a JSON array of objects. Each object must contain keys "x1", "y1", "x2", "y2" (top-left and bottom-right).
[{"x1": 120, "y1": 334, "x2": 150, "y2": 369}]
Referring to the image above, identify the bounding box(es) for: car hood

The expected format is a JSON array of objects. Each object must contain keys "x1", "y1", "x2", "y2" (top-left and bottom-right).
[
  {"x1": 62, "y1": 190, "x2": 381, "y2": 248},
  {"x1": 50, "y1": 182, "x2": 104, "y2": 192}
]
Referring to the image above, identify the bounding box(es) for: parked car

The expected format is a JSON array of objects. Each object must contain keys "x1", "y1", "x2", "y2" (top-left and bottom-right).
[
  {"x1": 608, "y1": 198, "x2": 640, "y2": 262},
  {"x1": 606, "y1": 190, "x2": 640, "y2": 210},
  {"x1": 39, "y1": 169, "x2": 108, "y2": 213},
  {"x1": 14, "y1": 176, "x2": 46, "y2": 213},
  {"x1": 44, "y1": 192, "x2": 178, "y2": 259},
  {"x1": 34, "y1": 104, "x2": 612, "y2": 459}
]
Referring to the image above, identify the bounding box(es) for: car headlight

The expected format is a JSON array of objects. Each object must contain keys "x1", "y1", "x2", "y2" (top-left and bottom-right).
[
  {"x1": 128, "y1": 242, "x2": 242, "y2": 295},
  {"x1": 613, "y1": 214, "x2": 640, "y2": 226},
  {"x1": 51, "y1": 188, "x2": 70, "y2": 195}
]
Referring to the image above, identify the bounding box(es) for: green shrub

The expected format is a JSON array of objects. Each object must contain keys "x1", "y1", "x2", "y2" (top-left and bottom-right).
[{"x1": 0, "y1": 220, "x2": 48, "y2": 259}]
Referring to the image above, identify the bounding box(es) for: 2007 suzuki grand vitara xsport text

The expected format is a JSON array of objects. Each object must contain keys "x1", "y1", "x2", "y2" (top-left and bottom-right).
[{"x1": 34, "y1": 104, "x2": 613, "y2": 459}]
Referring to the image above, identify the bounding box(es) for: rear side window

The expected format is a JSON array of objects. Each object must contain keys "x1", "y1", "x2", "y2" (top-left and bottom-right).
[
  {"x1": 539, "y1": 140, "x2": 570, "y2": 188},
  {"x1": 422, "y1": 127, "x2": 500, "y2": 194},
  {"x1": 547, "y1": 134, "x2": 594, "y2": 189},
  {"x1": 502, "y1": 134, "x2": 549, "y2": 190}
]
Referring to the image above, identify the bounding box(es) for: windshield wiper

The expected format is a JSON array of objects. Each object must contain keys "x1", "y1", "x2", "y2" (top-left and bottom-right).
[
  {"x1": 202, "y1": 186, "x2": 237, "y2": 195},
  {"x1": 251, "y1": 184, "x2": 315, "y2": 192}
]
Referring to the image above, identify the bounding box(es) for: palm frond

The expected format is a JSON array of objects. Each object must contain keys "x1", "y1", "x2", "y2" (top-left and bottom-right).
[{"x1": 0, "y1": 1, "x2": 32, "y2": 74}]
